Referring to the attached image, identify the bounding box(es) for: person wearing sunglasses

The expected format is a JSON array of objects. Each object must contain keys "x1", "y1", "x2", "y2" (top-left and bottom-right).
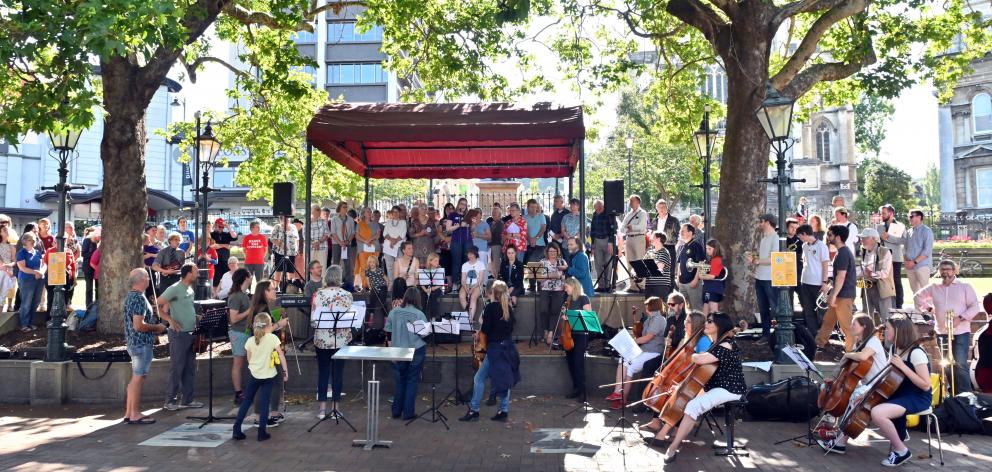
[{"x1": 649, "y1": 312, "x2": 746, "y2": 465}]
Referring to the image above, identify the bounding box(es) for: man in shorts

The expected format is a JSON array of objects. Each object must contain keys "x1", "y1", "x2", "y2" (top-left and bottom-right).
[{"x1": 123, "y1": 268, "x2": 167, "y2": 424}]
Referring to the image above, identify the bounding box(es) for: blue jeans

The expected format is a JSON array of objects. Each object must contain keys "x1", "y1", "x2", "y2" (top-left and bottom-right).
[
  {"x1": 392, "y1": 346, "x2": 426, "y2": 419},
  {"x1": 18, "y1": 276, "x2": 43, "y2": 328},
  {"x1": 469, "y1": 356, "x2": 510, "y2": 413},
  {"x1": 754, "y1": 279, "x2": 777, "y2": 337},
  {"x1": 316, "y1": 348, "x2": 345, "y2": 402},
  {"x1": 234, "y1": 374, "x2": 274, "y2": 436}
]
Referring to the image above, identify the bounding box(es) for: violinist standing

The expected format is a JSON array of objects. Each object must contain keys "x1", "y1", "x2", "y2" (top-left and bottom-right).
[
  {"x1": 460, "y1": 281, "x2": 519, "y2": 422},
  {"x1": 656, "y1": 312, "x2": 746, "y2": 464},
  {"x1": 562, "y1": 277, "x2": 592, "y2": 402}
]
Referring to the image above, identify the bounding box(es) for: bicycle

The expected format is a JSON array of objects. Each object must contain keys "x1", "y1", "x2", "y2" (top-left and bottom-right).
[{"x1": 930, "y1": 249, "x2": 984, "y2": 277}]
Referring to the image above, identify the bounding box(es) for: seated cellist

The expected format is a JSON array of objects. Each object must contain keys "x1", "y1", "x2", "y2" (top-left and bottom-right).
[
  {"x1": 819, "y1": 314, "x2": 932, "y2": 467},
  {"x1": 816, "y1": 313, "x2": 887, "y2": 454},
  {"x1": 639, "y1": 310, "x2": 710, "y2": 435},
  {"x1": 605, "y1": 297, "x2": 668, "y2": 408},
  {"x1": 653, "y1": 312, "x2": 747, "y2": 464}
]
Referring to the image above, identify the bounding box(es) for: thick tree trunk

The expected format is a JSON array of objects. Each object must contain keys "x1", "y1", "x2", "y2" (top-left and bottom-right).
[
  {"x1": 711, "y1": 26, "x2": 773, "y2": 323},
  {"x1": 96, "y1": 58, "x2": 155, "y2": 334}
]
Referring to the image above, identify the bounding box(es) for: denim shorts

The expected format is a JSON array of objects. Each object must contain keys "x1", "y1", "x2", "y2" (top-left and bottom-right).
[
  {"x1": 230, "y1": 330, "x2": 251, "y2": 357},
  {"x1": 703, "y1": 291, "x2": 724, "y2": 303},
  {"x1": 127, "y1": 344, "x2": 154, "y2": 376}
]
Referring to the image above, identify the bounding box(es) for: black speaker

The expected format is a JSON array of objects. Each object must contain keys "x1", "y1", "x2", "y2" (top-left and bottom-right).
[
  {"x1": 272, "y1": 182, "x2": 295, "y2": 216},
  {"x1": 603, "y1": 180, "x2": 624, "y2": 215}
]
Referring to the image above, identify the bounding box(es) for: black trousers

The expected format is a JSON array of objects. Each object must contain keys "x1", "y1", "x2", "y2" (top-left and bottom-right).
[
  {"x1": 892, "y1": 261, "x2": 904, "y2": 308},
  {"x1": 797, "y1": 283, "x2": 823, "y2": 340},
  {"x1": 565, "y1": 333, "x2": 588, "y2": 393},
  {"x1": 83, "y1": 267, "x2": 95, "y2": 307},
  {"x1": 538, "y1": 290, "x2": 567, "y2": 333}
]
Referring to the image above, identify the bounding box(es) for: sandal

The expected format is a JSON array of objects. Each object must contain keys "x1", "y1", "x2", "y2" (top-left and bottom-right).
[{"x1": 125, "y1": 417, "x2": 156, "y2": 425}]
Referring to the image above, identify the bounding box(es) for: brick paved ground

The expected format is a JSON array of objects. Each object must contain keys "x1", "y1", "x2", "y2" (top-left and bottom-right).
[{"x1": 1, "y1": 392, "x2": 988, "y2": 472}]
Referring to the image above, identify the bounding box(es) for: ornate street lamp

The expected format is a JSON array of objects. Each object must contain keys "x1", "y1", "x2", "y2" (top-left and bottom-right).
[
  {"x1": 755, "y1": 83, "x2": 804, "y2": 364},
  {"x1": 194, "y1": 118, "x2": 221, "y2": 300},
  {"x1": 44, "y1": 127, "x2": 85, "y2": 362},
  {"x1": 694, "y1": 105, "x2": 719, "y2": 237}
]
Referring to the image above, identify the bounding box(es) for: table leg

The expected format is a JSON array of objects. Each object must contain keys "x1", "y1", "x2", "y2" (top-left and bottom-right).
[{"x1": 353, "y1": 364, "x2": 393, "y2": 450}]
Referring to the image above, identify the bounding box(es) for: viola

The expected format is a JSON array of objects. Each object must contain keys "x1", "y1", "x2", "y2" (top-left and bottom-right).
[
  {"x1": 658, "y1": 331, "x2": 732, "y2": 428},
  {"x1": 640, "y1": 330, "x2": 702, "y2": 413},
  {"x1": 839, "y1": 335, "x2": 933, "y2": 438},
  {"x1": 558, "y1": 299, "x2": 575, "y2": 351},
  {"x1": 632, "y1": 305, "x2": 644, "y2": 338},
  {"x1": 818, "y1": 326, "x2": 883, "y2": 417}
]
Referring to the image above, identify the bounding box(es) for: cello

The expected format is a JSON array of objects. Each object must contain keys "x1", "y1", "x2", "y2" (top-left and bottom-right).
[
  {"x1": 638, "y1": 330, "x2": 702, "y2": 413},
  {"x1": 839, "y1": 334, "x2": 933, "y2": 438},
  {"x1": 817, "y1": 326, "x2": 883, "y2": 417},
  {"x1": 658, "y1": 331, "x2": 733, "y2": 428}
]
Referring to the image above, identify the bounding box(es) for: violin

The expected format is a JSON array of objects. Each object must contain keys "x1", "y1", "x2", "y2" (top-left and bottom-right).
[
  {"x1": 839, "y1": 334, "x2": 933, "y2": 438},
  {"x1": 659, "y1": 331, "x2": 733, "y2": 428},
  {"x1": 558, "y1": 299, "x2": 575, "y2": 351},
  {"x1": 473, "y1": 330, "x2": 488, "y2": 370},
  {"x1": 818, "y1": 326, "x2": 884, "y2": 417},
  {"x1": 632, "y1": 305, "x2": 644, "y2": 338},
  {"x1": 639, "y1": 330, "x2": 703, "y2": 413}
]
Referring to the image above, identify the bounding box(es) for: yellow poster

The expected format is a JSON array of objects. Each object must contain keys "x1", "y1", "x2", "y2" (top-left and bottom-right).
[
  {"x1": 771, "y1": 251, "x2": 797, "y2": 287},
  {"x1": 48, "y1": 252, "x2": 66, "y2": 286}
]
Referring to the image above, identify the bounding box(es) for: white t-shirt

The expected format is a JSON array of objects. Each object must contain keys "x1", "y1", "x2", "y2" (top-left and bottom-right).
[
  {"x1": 216, "y1": 271, "x2": 234, "y2": 299},
  {"x1": 754, "y1": 233, "x2": 778, "y2": 281},
  {"x1": 801, "y1": 240, "x2": 831, "y2": 286},
  {"x1": 461, "y1": 260, "x2": 487, "y2": 288},
  {"x1": 907, "y1": 347, "x2": 928, "y2": 367},
  {"x1": 382, "y1": 220, "x2": 407, "y2": 258},
  {"x1": 862, "y1": 336, "x2": 888, "y2": 381}
]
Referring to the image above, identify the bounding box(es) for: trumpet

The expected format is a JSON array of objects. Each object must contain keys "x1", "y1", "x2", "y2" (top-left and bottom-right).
[
  {"x1": 856, "y1": 277, "x2": 874, "y2": 289},
  {"x1": 687, "y1": 260, "x2": 711, "y2": 274},
  {"x1": 816, "y1": 283, "x2": 833, "y2": 310}
]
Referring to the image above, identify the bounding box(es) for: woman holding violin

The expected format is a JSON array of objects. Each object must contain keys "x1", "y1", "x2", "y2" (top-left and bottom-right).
[
  {"x1": 561, "y1": 277, "x2": 592, "y2": 402},
  {"x1": 654, "y1": 312, "x2": 746, "y2": 464},
  {"x1": 815, "y1": 313, "x2": 887, "y2": 453},
  {"x1": 605, "y1": 297, "x2": 667, "y2": 407},
  {"x1": 460, "y1": 280, "x2": 518, "y2": 422},
  {"x1": 820, "y1": 314, "x2": 932, "y2": 467}
]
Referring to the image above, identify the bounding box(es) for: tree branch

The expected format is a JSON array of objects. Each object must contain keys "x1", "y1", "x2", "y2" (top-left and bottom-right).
[
  {"x1": 181, "y1": 55, "x2": 250, "y2": 83},
  {"x1": 774, "y1": 0, "x2": 847, "y2": 25},
  {"x1": 224, "y1": 1, "x2": 367, "y2": 32},
  {"x1": 666, "y1": 0, "x2": 728, "y2": 46},
  {"x1": 771, "y1": 0, "x2": 867, "y2": 90},
  {"x1": 781, "y1": 46, "x2": 876, "y2": 99}
]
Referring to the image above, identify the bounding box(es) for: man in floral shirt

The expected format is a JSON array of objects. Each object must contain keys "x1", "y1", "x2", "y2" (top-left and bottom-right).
[{"x1": 501, "y1": 203, "x2": 528, "y2": 263}]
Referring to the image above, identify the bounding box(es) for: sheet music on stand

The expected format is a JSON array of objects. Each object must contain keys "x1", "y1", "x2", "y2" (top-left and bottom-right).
[
  {"x1": 449, "y1": 311, "x2": 471, "y2": 332},
  {"x1": 408, "y1": 319, "x2": 460, "y2": 337},
  {"x1": 352, "y1": 301, "x2": 367, "y2": 324},
  {"x1": 782, "y1": 345, "x2": 822, "y2": 379},
  {"x1": 418, "y1": 268, "x2": 446, "y2": 287},
  {"x1": 311, "y1": 308, "x2": 362, "y2": 330},
  {"x1": 608, "y1": 329, "x2": 643, "y2": 364}
]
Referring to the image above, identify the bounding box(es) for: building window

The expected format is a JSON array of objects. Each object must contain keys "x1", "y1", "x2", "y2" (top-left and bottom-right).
[
  {"x1": 327, "y1": 21, "x2": 383, "y2": 43},
  {"x1": 816, "y1": 122, "x2": 831, "y2": 162},
  {"x1": 292, "y1": 30, "x2": 316, "y2": 43},
  {"x1": 700, "y1": 66, "x2": 727, "y2": 104},
  {"x1": 978, "y1": 168, "x2": 992, "y2": 207},
  {"x1": 974, "y1": 93, "x2": 992, "y2": 134},
  {"x1": 213, "y1": 169, "x2": 235, "y2": 189},
  {"x1": 326, "y1": 63, "x2": 388, "y2": 85}
]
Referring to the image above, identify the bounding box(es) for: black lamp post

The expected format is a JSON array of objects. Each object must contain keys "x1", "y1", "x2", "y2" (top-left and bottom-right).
[
  {"x1": 44, "y1": 127, "x2": 85, "y2": 362},
  {"x1": 694, "y1": 105, "x2": 718, "y2": 237},
  {"x1": 624, "y1": 134, "x2": 634, "y2": 192},
  {"x1": 194, "y1": 118, "x2": 221, "y2": 300},
  {"x1": 755, "y1": 83, "x2": 805, "y2": 364}
]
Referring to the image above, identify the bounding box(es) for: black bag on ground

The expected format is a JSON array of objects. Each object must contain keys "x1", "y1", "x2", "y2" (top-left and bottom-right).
[
  {"x1": 933, "y1": 394, "x2": 984, "y2": 435},
  {"x1": 744, "y1": 376, "x2": 818, "y2": 422}
]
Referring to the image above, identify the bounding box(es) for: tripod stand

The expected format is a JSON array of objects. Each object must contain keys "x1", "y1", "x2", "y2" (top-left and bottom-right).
[
  {"x1": 308, "y1": 309, "x2": 359, "y2": 433},
  {"x1": 269, "y1": 218, "x2": 305, "y2": 293},
  {"x1": 594, "y1": 252, "x2": 637, "y2": 295},
  {"x1": 187, "y1": 301, "x2": 235, "y2": 428},
  {"x1": 773, "y1": 345, "x2": 823, "y2": 448}
]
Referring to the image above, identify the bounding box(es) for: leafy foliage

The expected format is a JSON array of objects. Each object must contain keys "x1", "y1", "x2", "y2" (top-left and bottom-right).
[
  {"x1": 853, "y1": 95, "x2": 894, "y2": 158},
  {"x1": 854, "y1": 158, "x2": 914, "y2": 215},
  {"x1": 921, "y1": 163, "x2": 941, "y2": 216}
]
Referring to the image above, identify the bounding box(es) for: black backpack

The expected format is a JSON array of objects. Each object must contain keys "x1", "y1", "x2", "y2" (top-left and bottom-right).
[{"x1": 933, "y1": 396, "x2": 984, "y2": 435}]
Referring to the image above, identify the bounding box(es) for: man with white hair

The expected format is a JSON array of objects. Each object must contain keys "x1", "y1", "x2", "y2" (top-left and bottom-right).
[
  {"x1": 859, "y1": 228, "x2": 894, "y2": 321},
  {"x1": 123, "y1": 268, "x2": 167, "y2": 424},
  {"x1": 213, "y1": 256, "x2": 242, "y2": 299}
]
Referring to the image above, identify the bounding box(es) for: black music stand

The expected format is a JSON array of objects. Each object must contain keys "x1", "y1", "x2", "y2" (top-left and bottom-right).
[
  {"x1": 440, "y1": 312, "x2": 469, "y2": 405},
  {"x1": 187, "y1": 300, "x2": 235, "y2": 428},
  {"x1": 407, "y1": 319, "x2": 458, "y2": 429},
  {"x1": 629, "y1": 259, "x2": 660, "y2": 282},
  {"x1": 603, "y1": 330, "x2": 638, "y2": 443},
  {"x1": 307, "y1": 308, "x2": 359, "y2": 433},
  {"x1": 773, "y1": 344, "x2": 823, "y2": 448},
  {"x1": 419, "y1": 268, "x2": 446, "y2": 321},
  {"x1": 525, "y1": 264, "x2": 559, "y2": 348},
  {"x1": 562, "y1": 310, "x2": 603, "y2": 419}
]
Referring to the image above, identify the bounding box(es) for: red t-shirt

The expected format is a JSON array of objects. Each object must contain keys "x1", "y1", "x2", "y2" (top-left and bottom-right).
[
  {"x1": 708, "y1": 256, "x2": 724, "y2": 277},
  {"x1": 242, "y1": 233, "x2": 268, "y2": 265},
  {"x1": 39, "y1": 234, "x2": 55, "y2": 251}
]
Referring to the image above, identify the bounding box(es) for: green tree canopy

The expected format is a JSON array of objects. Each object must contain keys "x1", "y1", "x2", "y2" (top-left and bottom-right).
[
  {"x1": 854, "y1": 158, "x2": 914, "y2": 215},
  {"x1": 854, "y1": 95, "x2": 895, "y2": 158}
]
